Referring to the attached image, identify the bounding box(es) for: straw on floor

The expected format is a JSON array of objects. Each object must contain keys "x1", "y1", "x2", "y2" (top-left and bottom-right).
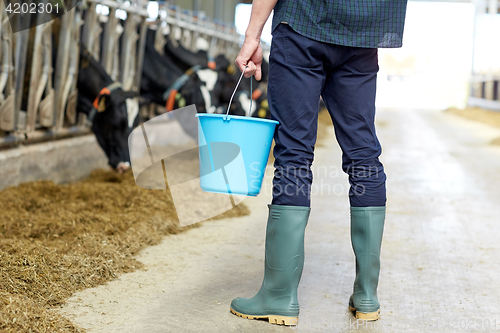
[{"x1": 0, "y1": 169, "x2": 249, "y2": 332}]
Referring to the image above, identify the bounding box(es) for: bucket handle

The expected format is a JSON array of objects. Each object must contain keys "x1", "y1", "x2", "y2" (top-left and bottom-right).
[{"x1": 225, "y1": 65, "x2": 252, "y2": 120}]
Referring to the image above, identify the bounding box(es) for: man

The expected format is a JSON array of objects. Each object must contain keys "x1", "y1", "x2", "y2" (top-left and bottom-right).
[{"x1": 230, "y1": 0, "x2": 408, "y2": 326}]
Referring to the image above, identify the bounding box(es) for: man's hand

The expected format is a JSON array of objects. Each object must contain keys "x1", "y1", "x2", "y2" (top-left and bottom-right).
[
  {"x1": 235, "y1": 38, "x2": 263, "y2": 81},
  {"x1": 234, "y1": 0, "x2": 277, "y2": 81}
]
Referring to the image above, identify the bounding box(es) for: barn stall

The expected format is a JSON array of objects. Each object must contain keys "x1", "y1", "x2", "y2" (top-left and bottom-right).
[{"x1": 0, "y1": 0, "x2": 246, "y2": 189}]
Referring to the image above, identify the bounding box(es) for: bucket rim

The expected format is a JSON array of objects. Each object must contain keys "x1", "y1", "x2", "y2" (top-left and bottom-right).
[{"x1": 195, "y1": 113, "x2": 279, "y2": 125}]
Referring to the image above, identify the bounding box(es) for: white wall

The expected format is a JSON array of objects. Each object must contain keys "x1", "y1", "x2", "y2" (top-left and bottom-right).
[
  {"x1": 473, "y1": 14, "x2": 500, "y2": 74},
  {"x1": 376, "y1": 1, "x2": 475, "y2": 110}
]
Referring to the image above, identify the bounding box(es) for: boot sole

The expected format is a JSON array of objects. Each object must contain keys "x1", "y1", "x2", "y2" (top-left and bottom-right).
[
  {"x1": 349, "y1": 306, "x2": 380, "y2": 321},
  {"x1": 230, "y1": 307, "x2": 298, "y2": 326}
]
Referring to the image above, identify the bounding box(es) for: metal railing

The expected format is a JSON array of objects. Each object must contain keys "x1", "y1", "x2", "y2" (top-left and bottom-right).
[
  {"x1": 469, "y1": 75, "x2": 500, "y2": 111},
  {"x1": 159, "y1": 5, "x2": 243, "y2": 63},
  {"x1": 134, "y1": 3, "x2": 246, "y2": 120},
  {"x1": 0, "y1": 0, "x2": 150, "y2": 148},
  {"x1": 0, "y1": 0, "x2": 247, "y2": 149}
]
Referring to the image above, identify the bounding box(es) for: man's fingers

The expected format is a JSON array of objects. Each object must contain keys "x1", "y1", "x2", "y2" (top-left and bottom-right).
[
  {"x1": 245, "y1": 61, "x2": 257, "y2": 78},
  {"x1": 235, "y1": 59, "x2": 252, "y2": 77},
  {"x1": 235, "y1": 56, "x2": 261, "y2": 80},
  {"x1": 255, "y1": 66, "x2": 262, "y2": 81},
  {"x1": 235, "y1": 56, "x2": 246, "y2": 74}
]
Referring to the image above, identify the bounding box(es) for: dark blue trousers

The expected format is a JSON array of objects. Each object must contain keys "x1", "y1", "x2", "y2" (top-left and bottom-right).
[{"x1": 269, "y1": 24, "x2": 386, "y2": 208}]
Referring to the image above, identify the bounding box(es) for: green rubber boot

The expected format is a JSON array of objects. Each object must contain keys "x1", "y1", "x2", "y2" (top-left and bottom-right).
[
  {"x1": 230, "y1": 204, "x2": 311, "y2": 326},
  {"x1": 348, "y1": 206, "x2": 386, "y2": 321}
]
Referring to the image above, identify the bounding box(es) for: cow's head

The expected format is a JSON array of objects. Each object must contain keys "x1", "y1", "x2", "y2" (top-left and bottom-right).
[
  {"x1": 78, "y1": 45, "x2": 141, "y2": 173},
  {"x1": 90, "y1": 89, "x2": 139, "y2": 173}
]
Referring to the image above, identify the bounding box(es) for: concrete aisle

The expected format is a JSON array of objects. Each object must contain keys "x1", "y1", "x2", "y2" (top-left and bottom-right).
[{"x1": 60, "y1": 109, "x2": 500, "y2": 332}]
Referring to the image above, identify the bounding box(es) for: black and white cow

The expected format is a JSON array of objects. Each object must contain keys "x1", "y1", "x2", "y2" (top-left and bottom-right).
[
  {"x1": 141, "y1": 29, "x2": 206, "y2": 115},
  {"x1": 77, "y1": 45, "x2": 140, "y2": 173},
  {"x1": 164, "y1": 38, "x2": 217, "y2": 72},
  {"x1": 76, "y1": 28, "x2": 209, "y2": 174}
]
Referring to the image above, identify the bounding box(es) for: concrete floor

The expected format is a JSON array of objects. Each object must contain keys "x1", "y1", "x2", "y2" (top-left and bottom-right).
[{"x1": 60, "y1": 108, "x2": 500, "y2": 332}]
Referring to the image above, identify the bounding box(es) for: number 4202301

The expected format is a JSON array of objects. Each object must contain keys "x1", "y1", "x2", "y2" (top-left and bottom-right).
[{"x1": 5, "y1": 2, "x2": 61, "y2": 14}]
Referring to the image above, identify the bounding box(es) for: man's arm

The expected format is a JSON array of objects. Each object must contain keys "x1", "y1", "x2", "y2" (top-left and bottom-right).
[{"x1": 235, "y1": 0, "x2": 278, "y2": 81}]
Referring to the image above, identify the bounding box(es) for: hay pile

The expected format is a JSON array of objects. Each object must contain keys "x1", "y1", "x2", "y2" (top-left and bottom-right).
[
  {"x1": 317, "y1": 107, "x2": 334, "y2": 145},
  {"x1": 0, "y1": 169, "x2": 249, "y2": 332},
  {"x1": 318, "y1": 106, "x2": 334, "y2": 126},
  {"x1": 446, "y1": 107, "x2": 500, "y2": 145}
]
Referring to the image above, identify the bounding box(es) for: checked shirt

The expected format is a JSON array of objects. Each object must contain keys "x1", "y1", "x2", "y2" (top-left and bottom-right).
[{"x1": 272, "y1": 0, "x2": 408, "y2": 48}]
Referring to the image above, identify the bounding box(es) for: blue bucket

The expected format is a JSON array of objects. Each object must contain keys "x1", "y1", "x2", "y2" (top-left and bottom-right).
[{"x1": 196, "y1": 113, "x2": 279, "y2": 196}]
